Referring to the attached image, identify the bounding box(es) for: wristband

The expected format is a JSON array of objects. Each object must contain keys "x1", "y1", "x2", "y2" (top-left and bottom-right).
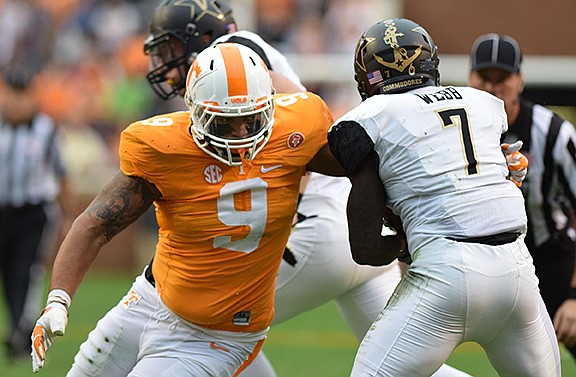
[{"x1": 47, "y1": 289, "x2": 72, "y2": 309}]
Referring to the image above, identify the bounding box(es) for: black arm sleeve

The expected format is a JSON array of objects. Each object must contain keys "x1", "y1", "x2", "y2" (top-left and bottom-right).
[
  {"x1": 346, "y1": 150, "x2": 404, "y2": 266},
  {"x1": 328, "y1": 120, "x2": 375, "y2": 177}
]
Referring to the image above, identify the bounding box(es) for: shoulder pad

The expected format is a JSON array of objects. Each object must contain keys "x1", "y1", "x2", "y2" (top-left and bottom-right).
[{"x1": 328, "y1": 120, "x2": 375, "y2": 176}]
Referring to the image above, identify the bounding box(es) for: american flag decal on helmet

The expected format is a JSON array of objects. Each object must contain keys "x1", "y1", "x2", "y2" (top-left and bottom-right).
[{"x1": 367, "y1": 70, "x2": 383, "y2": 85}]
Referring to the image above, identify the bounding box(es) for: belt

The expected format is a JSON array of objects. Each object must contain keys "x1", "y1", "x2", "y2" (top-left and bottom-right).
[
  {"x1": 446, "y1": 232, "x2": 519, "y2": 246},
  {"x1": 144, "y1": 261, "x2": 155, "y2": 287}
]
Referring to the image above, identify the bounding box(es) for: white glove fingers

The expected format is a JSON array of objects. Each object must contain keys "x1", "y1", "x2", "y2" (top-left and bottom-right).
[{"x1": 501, "y1": 140, "x2": 523, "y2": 154}]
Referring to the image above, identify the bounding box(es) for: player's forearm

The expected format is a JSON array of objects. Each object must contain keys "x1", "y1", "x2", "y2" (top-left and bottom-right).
[
  {"x1": 307, "y1": 144, "x2": 345, "y2": 176},
  {"x1": 49, "y1": 212, "x2": 110, "y2": 298},
  {"x1": 348, "y1": 229, "x2": 405, "y2": 266},
  {"x1": 347, "y1": 187, "x2": 402, "y2": 265},
  {"x1": 346, "y1": 151, "x2": 400, "y2": 265},
  {"x1": 33, "y1": 213, "x2": 108, "y2": 374}
]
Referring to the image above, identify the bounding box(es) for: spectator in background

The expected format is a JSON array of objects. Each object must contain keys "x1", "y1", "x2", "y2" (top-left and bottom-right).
[
  {"x1": 321, "y1": 0, "x2": 385, "y2": 54},
  {"x1": 281, "y1": 0, "x2": 389, "y2": 118},
  {"x1": 0, "y1": 0, "x2": 54, "y2": 73},
  {"x1": 101, "y1": 34, "x2": 156, "y2": 126},
  {"x1": 469, "y1": 33, "x2": 576, "y2": 359},
  {"x1": 255, "y1": 0, "x2": 296, "y2": 52},
  {"x1": 0, "y1": 67, "x2": 73, "y2": 361},
  {"x1": 84, "y1": 0, "x2": 143, "y2": 54}
]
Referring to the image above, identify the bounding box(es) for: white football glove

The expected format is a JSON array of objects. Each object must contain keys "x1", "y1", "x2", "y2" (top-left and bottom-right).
[
  {"x1": 31, "y1": 289, "x2": 71, "y2": 373},
  {"x1": 501, "y1": 140, "x2": 528, "y2": 188}
]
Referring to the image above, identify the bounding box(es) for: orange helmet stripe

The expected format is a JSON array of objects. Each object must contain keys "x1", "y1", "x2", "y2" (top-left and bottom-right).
[{"x1": 219, "y1": 44, "x2": 248, "y2": 97}]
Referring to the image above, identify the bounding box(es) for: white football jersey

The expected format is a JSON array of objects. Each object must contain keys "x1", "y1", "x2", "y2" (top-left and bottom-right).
[{"x1": 333, "y1": 85, "x2": 527, "y2": 253}]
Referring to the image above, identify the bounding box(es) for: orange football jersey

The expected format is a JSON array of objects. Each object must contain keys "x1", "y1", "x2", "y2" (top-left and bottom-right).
[{"x1": 119, "y1": 92, "x2": 333, "y2": 332}]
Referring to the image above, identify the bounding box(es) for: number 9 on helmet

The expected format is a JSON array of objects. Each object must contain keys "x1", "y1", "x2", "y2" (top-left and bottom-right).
[{"x1": 185, "y1": 43, "x2": 275, "y2": 166}]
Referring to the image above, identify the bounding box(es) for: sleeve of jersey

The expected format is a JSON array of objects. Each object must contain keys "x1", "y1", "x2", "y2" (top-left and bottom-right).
[
  {"x1": 328, "y1": 120, "x2": 376, "y2": 177},
  {"x1": 118, "y1": 123, "x2": 156, "y2": 183},
  {"x1": 496, "y1": 97, "x2": 508, "y2": 135},
  {"x1": 294, "y1": 93, "x2": 334, "y2": 160}
]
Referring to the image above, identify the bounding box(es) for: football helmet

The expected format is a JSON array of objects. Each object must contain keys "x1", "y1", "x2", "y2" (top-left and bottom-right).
[
  {"x1": 144, "y1": 0, "x2": 236, "y2": 99},
  {"x1": 185, "y1": 43, "x2": 275, "y2": 166},
  {"x1": 354, "y1": 18, "x2": 440, "y2": 99}
]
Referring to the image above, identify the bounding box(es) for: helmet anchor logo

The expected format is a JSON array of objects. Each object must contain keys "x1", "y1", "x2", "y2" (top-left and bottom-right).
[
  {"x1": 374, "y1": 46, "x2": 421, "y2": 75},
  {"x1": 373, "y1": 20, "x2": 422, "y2": 75}
]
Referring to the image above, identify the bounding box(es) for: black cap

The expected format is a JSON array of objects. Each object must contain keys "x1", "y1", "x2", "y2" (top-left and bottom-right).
[{"x1": 470, "y1": 33, "x2": 522, "y2": 73}]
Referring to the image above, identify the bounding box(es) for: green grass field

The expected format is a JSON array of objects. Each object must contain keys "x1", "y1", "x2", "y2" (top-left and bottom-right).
[{"x1": 1, "y1": 271, "x2": 575, "y2": 376}]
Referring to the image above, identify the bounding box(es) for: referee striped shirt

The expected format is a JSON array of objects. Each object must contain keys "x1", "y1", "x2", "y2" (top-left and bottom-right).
[
  {"x1": 0, "y1": 113, "x2": 66, "y2": 207},
  {"x1": 502, "y1": 99, "x2": 576, "y2": 249}
]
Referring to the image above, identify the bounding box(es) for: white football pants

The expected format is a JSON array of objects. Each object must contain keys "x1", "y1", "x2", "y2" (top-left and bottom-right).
[{"x1": 350, "y1": 236, "x2": 561, "y2": 377}]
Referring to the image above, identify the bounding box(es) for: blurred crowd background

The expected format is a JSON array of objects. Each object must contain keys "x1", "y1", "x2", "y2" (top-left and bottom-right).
[
  {"x1": 0, "y1": 0, "x2": 389, "y2": 206},
  {"x1": 0, "y1": 0, "x2": 393, "y2": 270},
  {"x1": 1, "y1": 0, "x2": 574, "y2": 270},
  {"x1": 1, "y1": 0, "x2": 163, "y2": 201}
]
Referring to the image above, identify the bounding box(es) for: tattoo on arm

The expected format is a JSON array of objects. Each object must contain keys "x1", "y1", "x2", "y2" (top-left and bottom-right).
[{"x1": 85, "y1": 171, "x2": 161, "y2": 241}]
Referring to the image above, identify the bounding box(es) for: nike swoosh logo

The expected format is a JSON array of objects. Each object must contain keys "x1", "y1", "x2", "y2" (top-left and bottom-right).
[
  {"x1": 210, "y1": 341, "x2": 230, "y2": 352},
  {"x1": 260, "y1": 165, "x2": 282, "y2": 173}
]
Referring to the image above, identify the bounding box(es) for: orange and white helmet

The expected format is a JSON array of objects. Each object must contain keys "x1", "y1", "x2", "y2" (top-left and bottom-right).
[{"x1": 185, "y1": 43, "x2": 275, "y2": 166}]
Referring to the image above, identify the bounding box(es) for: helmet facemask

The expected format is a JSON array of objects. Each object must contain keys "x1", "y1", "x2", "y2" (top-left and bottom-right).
[
  {"x1": 190, "y1": 97, "x2": 274, "y2": 166},
  {"x1": 144, "y1": 30, "x2": 202, "y2": 99}
]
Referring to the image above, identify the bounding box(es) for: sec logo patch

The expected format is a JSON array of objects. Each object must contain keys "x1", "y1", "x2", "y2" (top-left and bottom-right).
[
  {"x1": 287, "y1": 132, "x2": 305, "y2": 149},
  {"x1": 204, "y1": 165, "x2": 223, "y2": 184}
]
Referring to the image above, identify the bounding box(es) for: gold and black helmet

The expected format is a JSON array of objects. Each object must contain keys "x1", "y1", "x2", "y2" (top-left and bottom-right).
[
  {"x1": 354, "y1": 18, "x2": 440, "y2": 99},
  {"x1": 144, "y1": 0, "x2": 236, "y2": 99}
]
